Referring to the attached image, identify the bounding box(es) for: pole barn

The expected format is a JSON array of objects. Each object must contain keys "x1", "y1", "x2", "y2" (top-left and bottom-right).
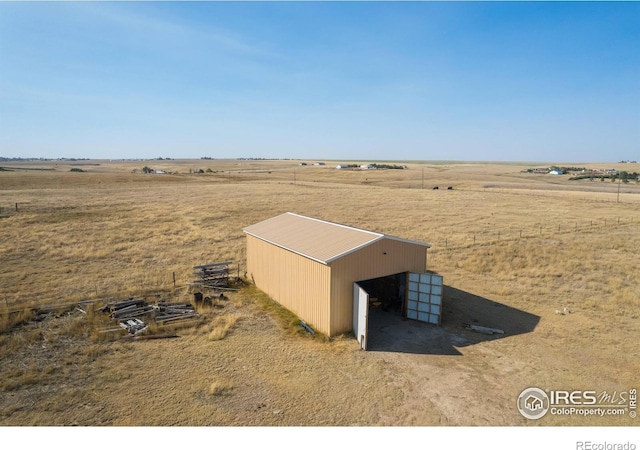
[{"x1": 243, "y1": 213, "x2": 436, "y2": 345}]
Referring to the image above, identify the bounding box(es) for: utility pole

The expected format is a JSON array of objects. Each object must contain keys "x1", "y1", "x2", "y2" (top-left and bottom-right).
[
  {"x1": 421, "y1": 167, "x2": 424, "y2": 189},
  {"x1": 617, "y1": 176, "x2": 621, "y2": 203}
]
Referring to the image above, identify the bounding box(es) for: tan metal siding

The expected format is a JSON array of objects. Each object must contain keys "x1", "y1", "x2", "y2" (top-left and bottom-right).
[
  {"x1": 328, "y1": 238, "x2": 427, "y2": 336},
  {"x1": 246, "y1": 235, "x2": 331, "y2": 335}
]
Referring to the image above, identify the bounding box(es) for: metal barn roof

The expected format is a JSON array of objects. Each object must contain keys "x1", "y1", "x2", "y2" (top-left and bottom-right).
[{"x1": 243, "y1": 212, "x2": 431, "y2": 265}]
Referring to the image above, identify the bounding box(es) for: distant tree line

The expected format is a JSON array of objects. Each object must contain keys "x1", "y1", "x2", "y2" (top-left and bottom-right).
[
  {"x1": 338, "y1": 163, "x2": 407, "y2": 170},
  {"x1": 569, "y1": 171, "x2": 639, "y2": 183},
  {"x1": 236, "y1": 157, "x2": 295, "y2": 161},
  {"x1": 371, "y1": 163, "x2": 407, "y2": 170},
  {"x1": 136, "y1": 166, "x2": 218, "y2": 174},
  {"x1": 524, "y1": 166, "x2": 586, "y2": 173},
  {"x1": 189, "y1": 168, "x2": 217, "y2": 174},
  {"x1": 0, "y1": 157, "x2": 90, "y2": 162}
]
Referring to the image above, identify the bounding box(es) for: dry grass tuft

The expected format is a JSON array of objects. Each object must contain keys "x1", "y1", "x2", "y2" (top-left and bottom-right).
[
  {"x1": 81, "y1": 343, "x2": 111, "y2": 362},
  {"x1": 208, "y1": 313, "x2": 240, "y2": 341},
  {"x1": 327, "y1": 334, "x2": 350, "y2": 352},
  {"x1": 0, "y1": 309, "x2": 36, "y2": 333},
  {"x1": 0, "y1": 368, "x2": 40, "y2": 392},
  {"x1": 208, "y1": 378, "x2": 234, "y2": 396}
]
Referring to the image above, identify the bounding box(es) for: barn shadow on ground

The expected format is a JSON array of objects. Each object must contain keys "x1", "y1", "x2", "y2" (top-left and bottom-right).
[{"x1": 365, "y1": 285, "x2": 540, "y2": 355}]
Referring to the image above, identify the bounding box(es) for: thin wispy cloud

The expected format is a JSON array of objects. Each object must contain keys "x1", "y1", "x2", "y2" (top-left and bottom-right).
[
  {"x1": 73, "y1": 2, "x2": 278, "y2": 59},
  {"x1": 0, "y1": 2, "x2": 638, "y2": 161}
]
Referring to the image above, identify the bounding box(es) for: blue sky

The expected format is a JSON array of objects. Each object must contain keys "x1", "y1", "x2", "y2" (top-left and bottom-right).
[{"x1": 0, "y1": 1, "x2": 638, "y2": 162}]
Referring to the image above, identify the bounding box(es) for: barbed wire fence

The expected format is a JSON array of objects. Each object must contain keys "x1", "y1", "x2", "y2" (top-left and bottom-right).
[{"x1": 431, "y1": 215, "x2": 639, "y2": 253}]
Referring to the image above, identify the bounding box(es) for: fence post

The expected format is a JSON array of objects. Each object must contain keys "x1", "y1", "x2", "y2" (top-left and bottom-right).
[
  {"x1": 15, "y1": 203, "x2": 18, "y2": 212},
  {"x1": 173, "y1": 272, "x2": 176, "y2": 288}
]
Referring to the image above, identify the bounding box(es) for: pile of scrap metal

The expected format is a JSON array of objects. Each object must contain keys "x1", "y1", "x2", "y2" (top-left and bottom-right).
[
  {"x1": 119, "y1": 318, "x2": 148, "y2": 335},
  {"x1": 154, "y1": 301, "x2": 200, "y2": 323},
  {"x1": 191, "y1": 262, "x2": 233, "y2": 289},
  {"x1": 98, "y1": 298, "x2": 200, "y2": 334}
]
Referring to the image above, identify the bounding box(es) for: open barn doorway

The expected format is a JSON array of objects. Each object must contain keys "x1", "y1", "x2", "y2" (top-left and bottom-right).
[
  {"x1": 353, "y1": 273, "x2": 406, "y2": 350},
  {"x1": 358, "y1": 273, "x2": 406, "y2": 315},
  {"x1": 353, "y1": 272, "x2": 444, "y2": 351}
]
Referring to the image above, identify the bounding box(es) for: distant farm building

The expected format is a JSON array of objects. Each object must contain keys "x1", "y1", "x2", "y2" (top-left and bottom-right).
[{"x1": 243, "y1": 213, "x2": 441, "y2": 349}]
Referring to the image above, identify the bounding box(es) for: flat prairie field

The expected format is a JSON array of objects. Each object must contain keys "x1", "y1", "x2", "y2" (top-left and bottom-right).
[{"x1": 0, "y1": 159, "x2": 639, "y2": 426}]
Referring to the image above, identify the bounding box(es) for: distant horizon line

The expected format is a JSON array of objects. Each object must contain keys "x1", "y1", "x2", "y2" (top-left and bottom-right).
[{"x1": 1, "y1": 156, "x2": 638, "y2": 166}]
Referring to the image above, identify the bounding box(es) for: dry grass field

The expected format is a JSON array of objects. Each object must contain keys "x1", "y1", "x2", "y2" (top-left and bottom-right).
[{"x1": 1, "y1": 158, "x2": 639, "y2": 427}]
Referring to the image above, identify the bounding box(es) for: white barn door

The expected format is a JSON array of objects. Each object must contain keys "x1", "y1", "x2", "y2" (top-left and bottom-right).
[{"x1": 353, "y1": 283, "x2": 369, "y2": 350}]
